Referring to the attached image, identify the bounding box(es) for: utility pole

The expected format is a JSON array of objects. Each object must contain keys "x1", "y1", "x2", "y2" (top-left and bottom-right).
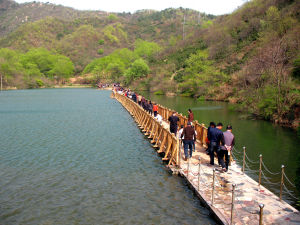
[{"x1": 182, "y1": 14, "x2": 186, "y2": 40}]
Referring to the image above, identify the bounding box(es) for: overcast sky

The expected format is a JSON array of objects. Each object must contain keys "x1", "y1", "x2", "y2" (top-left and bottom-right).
[{"x1": 15, "y1": 0, "x2": 247, "y2": 15}]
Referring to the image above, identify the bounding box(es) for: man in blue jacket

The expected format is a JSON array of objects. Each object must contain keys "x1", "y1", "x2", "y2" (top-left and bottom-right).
[{"x1": 207, "y1": 122, "x2": 225, "y2": 166}]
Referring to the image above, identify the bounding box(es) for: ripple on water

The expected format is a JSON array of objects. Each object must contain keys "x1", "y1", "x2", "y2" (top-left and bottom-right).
[{"x1": 0, "y1": 89, "x2": 215, "y2": 225}]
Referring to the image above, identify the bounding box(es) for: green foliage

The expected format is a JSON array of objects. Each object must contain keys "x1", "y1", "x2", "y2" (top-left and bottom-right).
[
  {"x1": 97, "y1": 48, "x2": 104, "y2": 55},
  {"x1": 296, "y1": 154, "x2": 300, "y2": 207},
  {"x1": 257, "y1": 85, "x2": 277, "y2": 120},
  {"x1": 292, "y1": 56, "x2": 300, "y2": 79},
  {"x1": 125, "y1": 58, "x2": 150, "y2": 85},
  {"x1": 20, "y1": 48, "x2": 56, "y2": 76},
  {"x1": 134, "y1": 39, "x2": 161, "y2": 61},
  {"x1": 261, "y1": 6, "x2": 297, "y2": 37},
  {"x1": 168, "y1": 35, "x2": 178, "y2": 47},
  {"x1": 103, "y1": 25, "x2": 119, "y2": 44},
  {"x1": 98, "y1": 39, "x2": 104, "y2": 45},
  {"x1": 0, "y1": 47, "x2": 74, "y2": 88},
  {"x1": 177, "y1": 50, "x2": 228, "y2": 96},
  {"x1": 201, "y1": 20, "x2": 213, "y2": 29},
  {"x1": 168, "y1": 39, "x2": 207, "y2": 70},
  {"x1": 107, "y1": 14, "x2": 118, "y2": 22},
  {"x1": 154, "y1": 90, "x2": 164, "y2": 95},
  {"x1": 0, "y1": 48, "x2": 25, "y2": 86},
  {"x1": 35, "y1": 79, "x2": 44, "y2": 87},
  {"x1": 83, "y1": 48, "x2": 138, "y2": 81},
  {"x1": 48, "y1": 55, "x2": 74, "y2": 80}
]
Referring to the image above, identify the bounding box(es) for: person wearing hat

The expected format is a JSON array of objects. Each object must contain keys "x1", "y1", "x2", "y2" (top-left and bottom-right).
[
  {"x1": 219, "y1": 125, "x2": 235, "y2": 172},
  {"x1": 181, "y1": 122, "x2": 196, "y2": 161}
]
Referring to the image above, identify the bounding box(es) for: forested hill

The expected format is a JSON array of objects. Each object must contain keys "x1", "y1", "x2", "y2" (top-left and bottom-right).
[
  {"x1": 0, "y1": 0, "x2": 299, "y2": 128},
  {"x1": 0, "y1": 0, "x2": 212, "y2": 71}
]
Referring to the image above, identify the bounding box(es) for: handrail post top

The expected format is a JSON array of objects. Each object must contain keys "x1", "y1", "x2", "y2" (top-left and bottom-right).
[
  {"x1": 259, "y1": 154, "x2": 262, "y2": 157},
  {"x1": 259, "y1": 203, "x2": 264, "y2": 209},
  {"x1": 281, "y1": 165, "x2": 285, "y2": 168},
  {"x1": 232, "y1": 183, "x2": 236, "y2": 188}
]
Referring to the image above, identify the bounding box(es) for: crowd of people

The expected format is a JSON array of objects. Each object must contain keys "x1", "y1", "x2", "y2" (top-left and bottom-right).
[
  {"x1": 168, "y1": 112, "x2": 235, "y2": 172},
  {"x1": 97, "y1": 83, "x2": 110, "y2": 88},
  {"x1": 113, "y1": 86, "x2": 163, "y2": 123},
  {"x1": 113, "y1": 85, "x2": 235, "y2": 173}
]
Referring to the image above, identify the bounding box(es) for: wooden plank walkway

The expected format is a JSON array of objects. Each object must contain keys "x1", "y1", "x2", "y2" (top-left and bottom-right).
[{"x1": 112, "y1": 91, "x2": 300, "y2": 225}]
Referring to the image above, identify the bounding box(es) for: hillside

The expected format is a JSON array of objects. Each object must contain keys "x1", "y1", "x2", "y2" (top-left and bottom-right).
[
  {"x1": 129, "y1": 0, "x2": 300, "y2": 128},
  {"x1": 0, "y1": 0, "x2": 110, "y2": 37},
  {"x1": 0, "y1": 1, "x2": 211, "y2": 72}
]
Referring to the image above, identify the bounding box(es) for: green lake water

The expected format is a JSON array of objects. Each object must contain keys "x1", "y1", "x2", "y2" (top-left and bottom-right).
[
  {"x1": 0, "y1": 89, "x2": 215, "y2": 225},
  {"x1": 140, "y1": 92, "x2": 300, "y2": 206}
]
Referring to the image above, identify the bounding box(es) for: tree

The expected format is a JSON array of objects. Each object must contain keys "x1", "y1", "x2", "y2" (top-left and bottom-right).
[
  {"x1": 106, "y1": 60, "x2": 125, "y2": 80},
  {"x1": 125, "y1": 59, "x2": 150, "y2": 84},
  {"x1": 20, "y1": 48, "x2": 55, "y2": 76},
  {"x1": 134, "y1": 39, "x2": 161, "y2": 61},
  {"x1": 0, "y1": 48, "x2": 24, "y2": 87},
  {"x1": 48, "y1": 55, "x2": 74, "y2": 83}
]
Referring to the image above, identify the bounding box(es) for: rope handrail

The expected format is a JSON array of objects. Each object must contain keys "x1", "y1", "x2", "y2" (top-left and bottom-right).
[
  {"x1": 283, "y1": 183, "x2": 299, "y2": 200},
  {"x1": 244, "y1": 152, "x2": 260, "y2": 164},
  {"x1": 283, "y1": 172, "x2": 296, "y2": 188},
  {"x1": 231, "y1": 151, "x2": 240, "y2": 163},
  {"x1": 232, "y1": 146, "x2": 243, "y2": 154},
  {"x1": 261, "y1": 170, "x2": 278, "y2": 186},
  {"x1": 261, "y1": 160, "x2": 280, "y2": 175},
  {"x1": 244, "y1": 160, "x2": 260, "y2": 173}
]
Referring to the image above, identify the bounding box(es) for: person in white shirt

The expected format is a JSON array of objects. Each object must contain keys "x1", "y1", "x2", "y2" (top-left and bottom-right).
[
  {"x1": 155, "y1": 112, "x2": 163, "y2": 124},
  {"x1": 177, "y1": 125, "x2": 184, "y2": 147}
]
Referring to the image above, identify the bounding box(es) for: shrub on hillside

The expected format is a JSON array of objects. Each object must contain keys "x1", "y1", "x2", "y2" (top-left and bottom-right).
[
  {"x1": 98, "y1": 39, "x2": 104, "y2": 45},
  {"x1": 97, "y1": 49, "x2": 104, "y2": 55}
]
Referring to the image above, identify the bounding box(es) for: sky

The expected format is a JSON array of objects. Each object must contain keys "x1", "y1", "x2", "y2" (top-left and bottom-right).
[{"x1": 14, "y1": 0, "x2": 247, "y2": 15}]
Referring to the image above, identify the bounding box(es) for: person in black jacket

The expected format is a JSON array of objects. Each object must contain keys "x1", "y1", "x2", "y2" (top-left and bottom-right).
[
  {"x1": 181, "y1": 122, "x2": 196, "y2": 161},
  {"x1": 168, "y1": 112, "x2": 179, "y2": 135},
  {"x1": 207, "y1": 122, "x2": 224, "y2": 166},
  {"x1": 132, "y1": 92, "x2": 137, "y2": 102}
]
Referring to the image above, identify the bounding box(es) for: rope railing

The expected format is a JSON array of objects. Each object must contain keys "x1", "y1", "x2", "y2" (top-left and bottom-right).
[
  {"x1": 283, "y1": 183, "x2": 299, "y2": 200},
  {"x1": 244, "y1": 160, "x2": 260, "y2": 173},
  {"x1": 244, "y1": 152, "x2": 260, "y2": 164},
  {"x1": 231, "y1": 145, "x2": 298, "y2": 202},
  {"x1": 261, "y1": 170, "x2": 279, "y2": 186},
  {"x1": 283, "y1": 172, "x2": 297, "y2": 188},
  {"x1": 261, "y1": 160, "x2": 281, "y2": 175}
]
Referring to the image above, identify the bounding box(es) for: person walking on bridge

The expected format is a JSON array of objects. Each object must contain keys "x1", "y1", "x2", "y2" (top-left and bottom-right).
[
  {"x1": 155, "y1": 112, "x2": 163, "y2": 124},
  {"x1": 220, "y1": 125, "x2": 235, "y2": 172},
  {"x1": 148, "y1": 101, "x2": 153, "y2": 115},
  {"x1": 141, "y1": 96, "x2": 146, "y2": 109},
  {"x1": 132, "y1": 92, "x2": 137, "y2": 102},
  {"x1": 168, "y1": 112, "x2": 179, "y2": 135},
  {"x1": 188, "y1": 109, "x2": 194, "y2": 124},
  {"x1": 181, "y1": 122, "x2": 196, "y2": 161},
  {"x1": 153, "y1": 103, "x2": 158, "y2": 117},
  {"x1": 137, "y1": 94, "x2": 142, "y2": 106},
  {"x1": 207, "y1": 122, "x2": 224, "y2": 166}
]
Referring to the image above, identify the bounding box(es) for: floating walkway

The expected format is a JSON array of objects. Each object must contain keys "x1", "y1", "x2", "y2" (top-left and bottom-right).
[{"x1": 111, "y1": 91, "x2": 300, "y2": 225}]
